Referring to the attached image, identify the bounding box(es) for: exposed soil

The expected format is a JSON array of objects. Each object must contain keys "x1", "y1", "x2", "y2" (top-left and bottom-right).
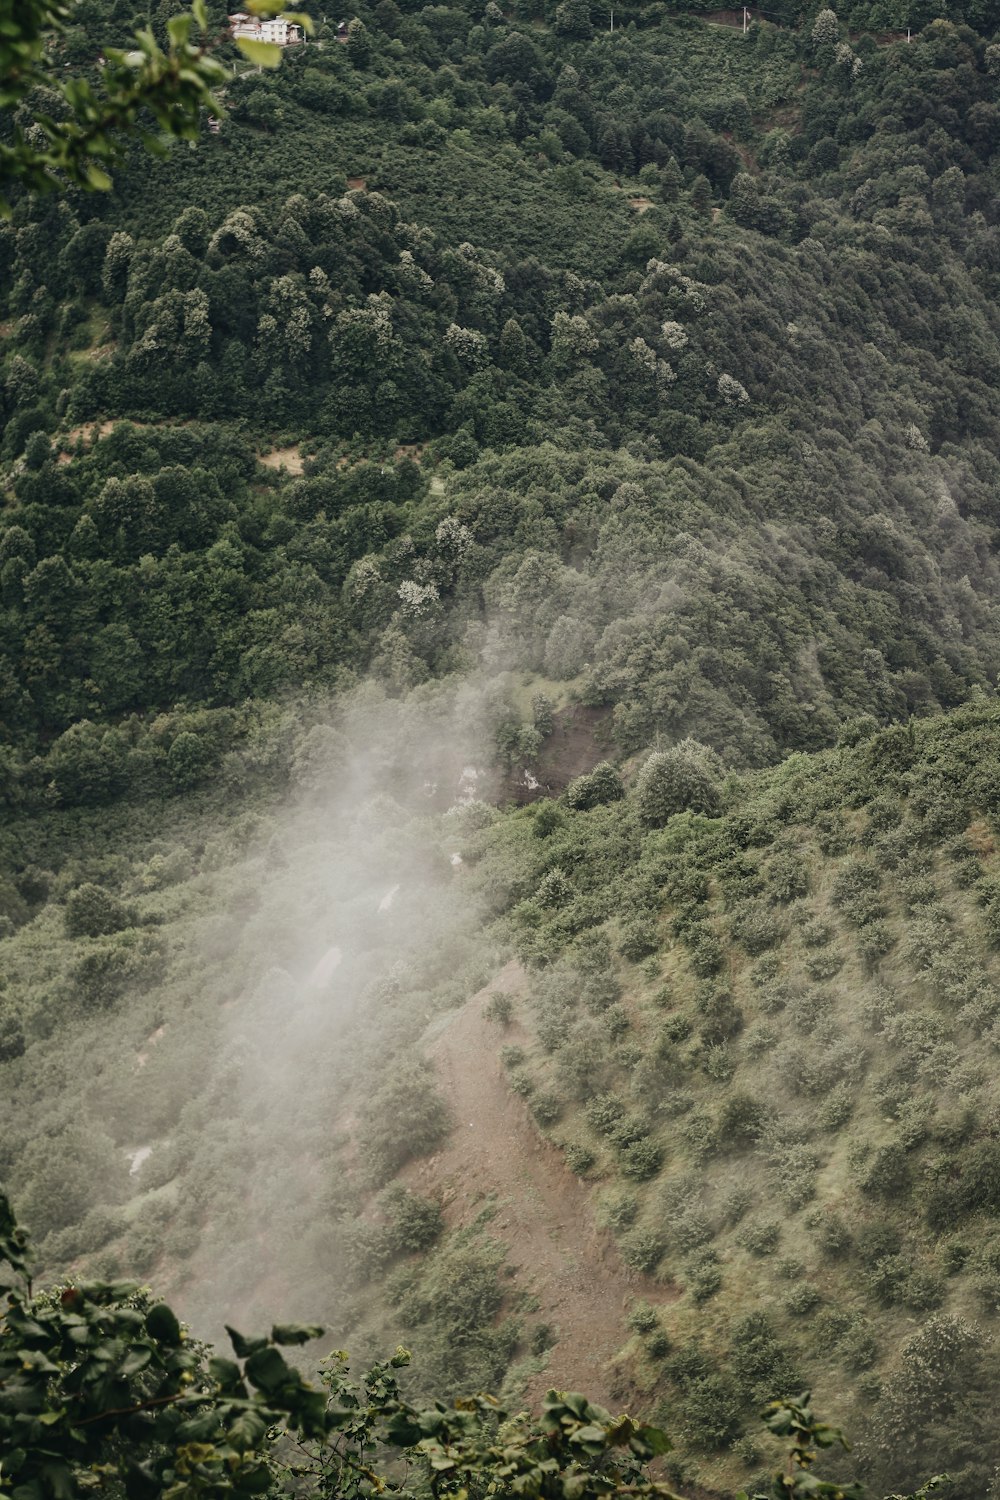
[
  {"x1": 58, "y1": 418, "x2": 118, "y2": 456},
  {"x1": 406, "y1": 961, "x2": 675, "y2": 1411},
  {"x1": 628, "y1": 197, "x2": 654, "y2": 213},
  {"x1": 701, "y1": 8, "x2": 753, "y2": 26},
  {"x1": 504, "y1": 704, "x2": 614, "y2": 805},
  {"x1": 259, "y1": 444, "x2": 305, "y2": 474},
  {"x1": 346, "y1": 176, "x2": 368, "y2": 190}
]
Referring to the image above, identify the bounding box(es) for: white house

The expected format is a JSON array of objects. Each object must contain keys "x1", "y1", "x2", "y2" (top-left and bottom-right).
[{"x1": 228, "y1": 13, "x2": 302, "y2": 45}]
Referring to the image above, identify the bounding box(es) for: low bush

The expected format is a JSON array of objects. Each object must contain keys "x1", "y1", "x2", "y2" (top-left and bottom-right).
[
  {"x1": 64, "y1": 882, "x2": 137, "y2": 938},
  {"x1": 742, "y1": 1217, "x2": 781, "y2": 1257}
]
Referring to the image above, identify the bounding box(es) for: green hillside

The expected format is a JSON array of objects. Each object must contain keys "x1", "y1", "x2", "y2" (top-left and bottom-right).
[{"x1": 5, "y1": 0, "x2": 1000, "y2": 1496}]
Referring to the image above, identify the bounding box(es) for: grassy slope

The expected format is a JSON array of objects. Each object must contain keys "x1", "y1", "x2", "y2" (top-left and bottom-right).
[{"x1": 464, "y1": 702, "x2": 1000, "y2": 1493}]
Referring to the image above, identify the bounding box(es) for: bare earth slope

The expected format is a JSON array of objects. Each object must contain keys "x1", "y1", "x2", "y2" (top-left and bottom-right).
[{"x1": 407, "y1": 961, "x2": 673, "y2": 1411}]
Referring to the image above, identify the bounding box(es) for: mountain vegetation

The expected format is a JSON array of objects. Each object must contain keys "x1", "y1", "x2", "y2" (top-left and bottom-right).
[{"x1": 5, "y1": 0, "x2": 1000, "y2": 1496}]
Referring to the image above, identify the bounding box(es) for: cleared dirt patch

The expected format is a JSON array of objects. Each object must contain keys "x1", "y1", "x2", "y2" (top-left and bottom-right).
[
  {"x1": 628, "y1": 197, "x2": 654, "y2": 213},
  {"x1": 56, "y1": 419, "x2": 121, "y2": 462},
  {"x1": 346, "y1": 176, "x2": 368, "y2": 190},
  {"x1": 505, "y1": 704, "x2": 614, "y2": 804},
  {"x1": 408, "y1": 961, "x2": 673, "y2": 1410},
  {"x1": 61, "y1": 419, "x2": 118, "y2": 447},
  {"x1": 259, "y1": 444, "x2": 305, "y2": 474}
]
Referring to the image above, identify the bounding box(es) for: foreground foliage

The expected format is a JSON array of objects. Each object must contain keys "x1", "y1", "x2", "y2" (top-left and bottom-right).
[{"x1": 0, "y1": 1193, "x2": 945, "y2": 1500}]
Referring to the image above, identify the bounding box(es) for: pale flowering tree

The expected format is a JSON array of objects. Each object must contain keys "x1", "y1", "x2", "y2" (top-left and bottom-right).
[
  {"x1": 811, "y1": 7, "x2": 839, "y2": 46},
  {"x1": 435, "y1": 516, "x2": 474, "y2": 558},
  {"x1": 550, "y1": 311, "x2": 599, "y2": 367},
  {"x1": 717, "y1": 372, "x2": 750, "y2": 406},
  {"x1": 397, "y1": 579, "x2": 440, "y2": 617},
  {"x1": 444, "y1": 323, "x2": 490, "y2": 370}
]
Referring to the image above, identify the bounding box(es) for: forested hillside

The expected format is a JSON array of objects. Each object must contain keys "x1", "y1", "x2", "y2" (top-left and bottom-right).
[{"x1": 5, "y1": 0, "x2": 1000, "y2": 1495}]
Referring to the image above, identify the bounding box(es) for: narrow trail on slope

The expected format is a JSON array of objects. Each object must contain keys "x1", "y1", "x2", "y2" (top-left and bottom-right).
[{"x1": 406, "y1": 961, "x2": 675, "y2": 1412}]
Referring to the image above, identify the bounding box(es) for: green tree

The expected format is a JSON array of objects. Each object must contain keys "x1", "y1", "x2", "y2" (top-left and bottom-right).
[{"x1": 633, "y1": 740, "x2": 722, "y2": 825}]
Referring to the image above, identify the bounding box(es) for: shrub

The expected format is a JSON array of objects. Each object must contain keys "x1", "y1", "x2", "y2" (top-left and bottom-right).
[
  {"x1": 564, "y1": 763, "x2": 624, "y2": 811},
  {"x1": 647, "y1": 1330, "x2": 671, "y2": 1360},
  {"x1": 619, "y1": 1138, "x2": 664, "y2": 1181},
  {"x1": 804, "y1": 951, "x2": 845, "y2": 980},
  {"x1": 841, "y1": 1326, "x2": 878, "y2": 1371},
  {"x1": 806, "y1": 1208, "x2": 852, "y2": 1259},
  {"x1": 702, "y1": 1044, "x2": 735, "y2": 1083},
  {"x1": 679, "y1": 1374, "x2": 742, "y2": 1449},
  {"x1": 563, "y1": 1142, "x2": 595, "y2": 1175},
  {"x1": 786, "y1": 1284, "x2": 821, "y2": 1316},
  {"x1": 687, "y1": 927, "x2": 724, "y2": 977},
  {"x1": 621, "y1": 1227, "x2": 666, "y2": 1272},
  {"x1": 619, "y1": 918, "x2": 659, "y2": 961},
  {"x1": 600, "y1": 1192, "x2": 639, "y2": 1232},
  {"x1": 904, "y1": 1267, "x2": 945, "y2": 1311},
  {"x1": 865, "y1": 1254, "x2": 912, "y2": 1305},
  {"x1": 535, "y1": 868, "x2": 574, "y2": 908},
  {"x1": 64, "y1": 882, "x2": 135, "y2": 938},
  {"x1": 531, "y1": 1090, "x2": 563, "y2": 1126},
  {"x1": 817, "y1": 1083, "x2": 856, "y2": 1133},
  {"x1": 856, "y1": 921, "x2": 895, "y2": 966},
  {"x1": 380, "y1": 1187, "x2": 444, "y2": 1253},
  {"x1": 767, "y1": 852, "x2": 808, "y2": 904},
  {"x1": 508, "y1": 1069, "x2": 533, "y2": 1096},
  {"x1": 685, "y1": 1249, "x2": 722, "y2": 1302},
  {"x1": 800, "y1": 917, "x2": 834, "y2": 948},
  {"x1": 857, "y1": 1141, "x2": 911, "y2": 1200},
  {"x1": 532, "y1": 803, "x2": 564, "y2": 838},
  {"x1": 729, "y1": 1313, "x2": 801, "y2": 1401},
  {"x1": 856, "y1": 1220, "x2": 902, "y2": 1264},
  {"x1": 716, "y1": 1091, "x2": 767, "y2": 1147},
  {"x1": 942, "y1": 1239, "x2": 970, "y2": 1275},
  {"x1": 357, "y1": 1057, "x2": 452, "y2": 1181},
  {"x1": 662, "y1": 1013, "x2": 693, "y2": 1042},
  {"x1": 500, "y1": 1044, "x2": 525, "y2": 1069},
  {"x1": 524, "y1": 1322, "x2": 553, "y2": 1356},
  {"x1": 627, "y1": 1302, "x2": 660, "y2": 1334},
  {"x1": 0, "y1": 1013, "x2": 25, "y2": 1062},
  {"x1": 742, "y1": 1218, "x2": 781, "y2": 1257},
  {"x1": 484, "y1": 992, "x2": 513, "y2": 1026},
  {"x1": 768, "y1": 1144, "x2": 821, "y2": 1209},
  {"x1": 680, "y1": 1110, "x2": 716, "y2": 1163},
  {"x1": 696, "y1": 984, "x2": 743, "y2": 1044},
  {"x1": 728, "y1": 901, "x2": 780, "y2": 955},
  {"x1": 720, "y1": 1184, "x2": 753, "y2": 1226},
  {"x1": 633, "y1": 741, "x2": 722, "y2": 827}
]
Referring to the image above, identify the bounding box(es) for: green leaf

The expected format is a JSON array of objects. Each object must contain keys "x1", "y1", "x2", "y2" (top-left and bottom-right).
[
  {"x1": 84, "y1": 162, "x2": 112, "y2": 190},
  {"x1": 145, "y1": 1304, "x2": 182, "y2": 1346},
  {"x1": 166, "y1": 13, "x2": 191, "y2": 45},
  {"x1": 226, "y1": 1327, "x2": 270, "y2": 1360},
  {"x1": 227, "y1": 1407, "x2": 268, "y2": 1452},
  {"x1": 209, "y1": 1356, "x2": 245, "y2": 1392},
  {"x1": 125, "y1": 1463, "x2": 160, "y2": 1500},
  {"x1": 570, "y1": 1425, "x2": 607, "y2": 1445},
  {"x1": 191, "y1": 0, "x2": 208, "y2": 27},
  {"x1": 119, "y1": 1345, "x2": 153, "y2": 1377},
  {"x1": 271, "y1": 1323, "x2": 324, "y2": 1346},
  {"x1": 234, "y1": 1462, "x2": 273, "y2": 1494},
  {"x1": 636, "y1": 1423, "x2": 672, "y2": 1456},
  {"x1": 244, "y1": 1345, "x2": 292, "y2": 1394},
  {"x1": 234, "y1": 36, "x2": 281, "y2": 66}
]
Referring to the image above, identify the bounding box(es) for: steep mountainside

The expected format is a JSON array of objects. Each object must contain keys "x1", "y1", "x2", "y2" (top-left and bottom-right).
[{"x1": 5, "y1": 2, "x2": 1000, "y2": 1496}]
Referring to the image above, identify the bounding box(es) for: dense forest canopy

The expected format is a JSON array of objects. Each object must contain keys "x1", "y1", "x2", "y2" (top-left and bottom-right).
[{"x1": 6, "y1": 0, "x2": 1000, "y2": 1496}]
